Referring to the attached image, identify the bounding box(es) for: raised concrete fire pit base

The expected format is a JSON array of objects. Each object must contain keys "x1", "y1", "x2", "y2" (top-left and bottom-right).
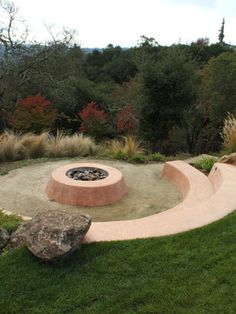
[{"x1": 46, "y1": 163, "x2": 128, "y2": 206}]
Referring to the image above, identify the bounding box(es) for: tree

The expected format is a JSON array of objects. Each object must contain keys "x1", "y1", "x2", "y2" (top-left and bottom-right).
[
  {"x1": 0, "y1": 0, "x2": 82, "y2": 132},
  {"x1": 218, "y1": 18, "x2": 225, "y2": 45},
  {"x1": 202, "y1": 52, "x2": 236, "y2": 119},
  {"x1": 139, "y1": 46, "x2": 198, "y2": 151},
  {"x1": 191, "y1": 38, "x2": 209, "y2": 46},
  {"x1": 131, "y1": 35, "x2": 161, "y2": 69},
  {"x1": 182, "y1": 101, "x2": 209, "y2": 154},
  {"x1": 0, "y1": 0, "x2": 29, "y2": 129},
  {"x1": 0, "y1": 0, "x2": 28, "y2": 65},
  {"x1": 187, "y1": 42, "x2": 232, "y2": 67},
  {"x1": 200, "y1": 51, "x2": 236, "y2": 151},
  {"x1": 8, "y1": 94, "x2": 58, "y2": 133},
  {"x1": 86, "y1": 45, "x2": 137, "y2": 84}
]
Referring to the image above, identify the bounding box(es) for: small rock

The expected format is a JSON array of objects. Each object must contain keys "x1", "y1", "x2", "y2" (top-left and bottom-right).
[
  {"x1": 67, "y1": 167, "x2": 107, "y2": 181},
  {"x1": 0, "y1": 227, "x2": 9, "y2": 250},
  {"x1": 10, "y1": 210, "x2": 91, "y2": 261},
  {"x1": 9, "y1": 224, "x2": 28, "y2": 249}
]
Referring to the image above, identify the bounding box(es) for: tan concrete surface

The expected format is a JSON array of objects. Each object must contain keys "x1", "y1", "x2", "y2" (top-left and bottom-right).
[{"x1": 0, "y1": 159, "x2": 181, "y2": 221}]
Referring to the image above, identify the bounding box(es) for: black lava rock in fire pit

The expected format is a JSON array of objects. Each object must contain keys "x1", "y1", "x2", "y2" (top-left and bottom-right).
[{"x1": 66, "y1": 167, "x2": 108, "y2": 181}]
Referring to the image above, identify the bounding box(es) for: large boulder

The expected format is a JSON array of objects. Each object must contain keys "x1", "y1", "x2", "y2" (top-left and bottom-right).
[
  {"x1": 0, "y1": 227, "x2": 9, "y2": 250},
  {"x1": 219, "y1": 153, "x2": 236, "y2": 166},
  {"x1": 10, "y1": 210, "x2": 91, "y2": 261}
]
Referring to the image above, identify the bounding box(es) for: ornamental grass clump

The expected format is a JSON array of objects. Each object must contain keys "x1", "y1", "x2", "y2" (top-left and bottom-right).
[
  {"x1": 0, "y1": 131, "x2": 48, "y2": 161},
  {"x1": 106, "y1": 135, "x2": 144, "y2": 161},
  {"x1": 0, "y1": 131, "x2": 97, "y2": 161},
  {"x1": 47, "y1": 131, "x2": 97, "y2": 158},
  {"x1": 221, "y1": 113, "x2": 236, "y2": 153},
  {"x1": 19, "y1": 132, "x2": 48, "y2": 158},
  {"x1": 0, "y1": 131, "x2": 25, "y2": 161},
  {"x1": 64, "y1": 133, "x2": 97, "y2": 157}
]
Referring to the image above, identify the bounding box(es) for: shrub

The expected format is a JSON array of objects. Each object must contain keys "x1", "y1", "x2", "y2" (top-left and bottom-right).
[
  {"x1": 113, "y1": 151, "x2": 127, "y2": 161},
  {"x1": 150, "y1": 152, "x2": 166, "y2": 162},
  {"x1": 194, "y1": 157, "x2": 217, "y2": 173},
  {"x1": 47, "y1": 131, "x2": 97, "y2": 158},
  {"x1": 221, "y1": 113, "x2": 236, "y2": 153},
  {"x1": 79, "y1": 102, "x2": 111, "y2": 141},
  {"x1": 116, "y1": 104, "x2": 138, "y2": 134},
  {"x1": 129, "y1": 154, "x2": 146, "y2": 164},
  {"x1": 8, "y1": 94, "x2": 58, "y2": 133}
]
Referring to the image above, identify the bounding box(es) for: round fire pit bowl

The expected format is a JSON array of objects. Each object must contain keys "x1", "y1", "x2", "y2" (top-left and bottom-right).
[{"x1": 46, "y1": 163, "x2": 128, "y2": 206}]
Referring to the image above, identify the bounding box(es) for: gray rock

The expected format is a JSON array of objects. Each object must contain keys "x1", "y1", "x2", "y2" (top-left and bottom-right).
[
  {"x1": 9, "y1": 224, "x2": 28, "y2": 249},
  {"x1": 0, "y1": 227, "x2": 9, "y2": 250},
  {"x1": 10, "y1": 210, "x2": 91, "y2": 261}
]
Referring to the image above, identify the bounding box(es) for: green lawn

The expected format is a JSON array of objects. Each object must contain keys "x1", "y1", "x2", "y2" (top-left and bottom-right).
[
  {"x1": 0, "y1": 211, "x2": 22, "y2": 232},
  {"x1": 1, "y1": 211, "x2": 236, "y2": 313}
]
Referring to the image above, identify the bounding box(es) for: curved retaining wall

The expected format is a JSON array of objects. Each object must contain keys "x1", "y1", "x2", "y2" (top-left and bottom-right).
[
  {"x1": 82, "y1": 161, "x2": 236, "y2": 243},
  {"x1": 162, "y1": 160, "x2": 213, "y2": 203}
]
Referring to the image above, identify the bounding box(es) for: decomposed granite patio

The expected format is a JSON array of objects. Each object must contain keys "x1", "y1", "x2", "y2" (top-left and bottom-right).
[{"x1": 0, "y1": 159, "x2": 181, "y2": 221}]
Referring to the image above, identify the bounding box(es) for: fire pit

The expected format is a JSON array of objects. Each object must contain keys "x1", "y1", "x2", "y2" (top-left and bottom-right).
[
  {"x1": 66, "y1": 167, "x2": 108, "y2": 181},
  {"x1": 46, "y1": 163, "x2": 127, "y2": 206}
]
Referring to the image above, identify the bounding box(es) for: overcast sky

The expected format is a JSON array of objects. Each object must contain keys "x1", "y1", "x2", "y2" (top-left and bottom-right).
[{"x1": 12, "y1": 0, "x2": 236, "y2": 47}]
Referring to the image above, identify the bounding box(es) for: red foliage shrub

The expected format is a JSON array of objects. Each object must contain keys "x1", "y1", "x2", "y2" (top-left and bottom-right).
[
  {"x1": 9, "y1": 94, "x2": 58, "y2": 133},
  {"x1": 78, "y1": 102, "x2": 109, "y2": 140},
  {"x1": 116, "y1": 105, "x2": 137, "y2": 134},
  {"x1": 79, "y1": 102, "x2": 107, "y2": 126}
]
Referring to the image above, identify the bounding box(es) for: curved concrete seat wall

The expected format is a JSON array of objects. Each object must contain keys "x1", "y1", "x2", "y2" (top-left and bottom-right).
[
  {"x1": 83, "y1": 161, "x2": 214, "y2": 242},
  {"x1": 83, "y1": 161, "x2": 236, "y2": 243},
  {"x1": 208, "y1": 162, "x2": 224, "y2": 192},
  {"x1": 201, "y1": 163, "x2": 236, "y2": 221},
  {"x1": 161, "y1": 161, "x2": 214, "y2": 203}
]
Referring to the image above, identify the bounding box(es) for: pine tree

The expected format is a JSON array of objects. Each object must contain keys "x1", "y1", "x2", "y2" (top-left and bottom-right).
[{"x1": 218, "y1": 18, "x2": 225, "y2": 44}]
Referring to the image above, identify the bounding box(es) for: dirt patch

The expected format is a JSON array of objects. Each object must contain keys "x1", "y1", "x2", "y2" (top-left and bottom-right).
[{"x1": 0, "y1": 159, "x2": 182, "y2": 222}]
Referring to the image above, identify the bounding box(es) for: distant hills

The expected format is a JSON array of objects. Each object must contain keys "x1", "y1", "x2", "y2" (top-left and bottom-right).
[
  {"x1": 81, "y1": 48, "x2": 103, "y2": 53},
  {"x1": 81, "y1": 47, "x2": 129, "y2": 53},
  {"x1": 0, "y1": 45, "x2": 102, "y2": 55},
  {"x1": 0, "y1": 45, "x2": 128, "y2": 57}
]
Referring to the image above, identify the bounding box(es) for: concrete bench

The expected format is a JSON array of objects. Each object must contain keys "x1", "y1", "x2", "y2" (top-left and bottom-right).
[
  {"x1": 162, "y1": 160, "x2": 213, "y2": 204},
  {"x1": 83, "y1": 161, "x2": 236, "y2": 243}
]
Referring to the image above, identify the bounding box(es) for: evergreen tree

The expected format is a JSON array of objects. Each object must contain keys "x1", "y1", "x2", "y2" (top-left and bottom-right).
[{"x1": 218, "y1": 18, "x2": 225, "y2": 44}]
